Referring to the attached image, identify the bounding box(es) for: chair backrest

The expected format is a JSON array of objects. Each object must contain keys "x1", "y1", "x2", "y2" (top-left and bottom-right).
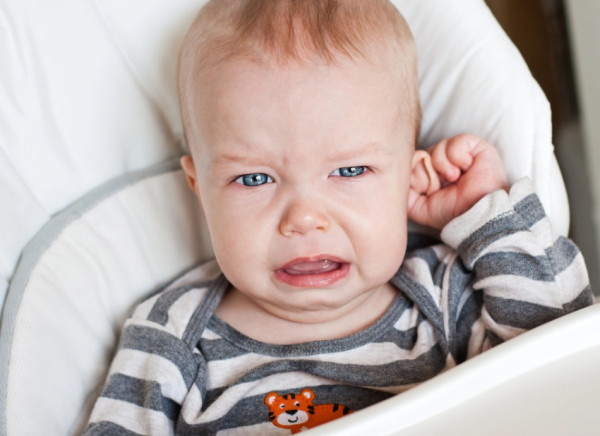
[{"x1": 0, "y1": 0, "x2": 570, "y2": 435}]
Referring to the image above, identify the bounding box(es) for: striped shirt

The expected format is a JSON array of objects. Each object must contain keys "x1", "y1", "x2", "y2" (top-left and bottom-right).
[{"x1": 85, "y1": 179, "x2": 592, "y2": 435}]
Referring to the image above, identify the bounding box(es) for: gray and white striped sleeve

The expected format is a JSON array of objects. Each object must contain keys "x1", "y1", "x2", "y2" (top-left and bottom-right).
[
  {"x1": 84, "y1": 286, "x2": 209, "y2": 436},
  {"x1": 441, "y1": 178, "x2": 593, "y2": 356}
]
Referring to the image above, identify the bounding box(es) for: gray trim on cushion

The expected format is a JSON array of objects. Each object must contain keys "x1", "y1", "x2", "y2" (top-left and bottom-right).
[{"x1": 0, "y1": 158, "x2": 183, "y2": 434}]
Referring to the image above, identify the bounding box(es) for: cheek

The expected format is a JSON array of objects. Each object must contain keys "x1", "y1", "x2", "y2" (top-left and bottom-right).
[
  {"x1": 359, "y1": 216, "x2": 408, "y2": 284},
  {"x1": 202, "y1": 194, "x2": 273, "y2": 272},
  {"x1": 207, "y1": 210, "x2": 254, "y2": 256},
  {"x1": 357, "y1": 171, "x2": 409, "y2": 229},
  {"x1": 362, "y1": 211, "x2": 407, "y2": 261},
  {"x1": 348, "y1": 175, "x2": 409, "y2": 270}
]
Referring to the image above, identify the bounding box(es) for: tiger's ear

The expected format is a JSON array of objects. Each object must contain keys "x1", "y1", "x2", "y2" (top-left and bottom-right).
[
  {"x1": 410, "y1": 150, "x2": 440, "y2": 196},
  {"x1": 265, "y1": 392, "x2": 278, "y2": 406},
  {"x1": 301, "y1": 389, "x2": 315, "y2": 400}
]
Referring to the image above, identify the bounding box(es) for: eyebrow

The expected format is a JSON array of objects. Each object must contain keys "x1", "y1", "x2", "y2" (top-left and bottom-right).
[
  {"x1": 209, "y1": 141, "x2": 395, "y2": 169},
  {"x1": 325, "y1": 141, "x2": 396, "y2": 162},
  {"x1": 210, "y1": 152, "x2": 267, "y2": 168}
]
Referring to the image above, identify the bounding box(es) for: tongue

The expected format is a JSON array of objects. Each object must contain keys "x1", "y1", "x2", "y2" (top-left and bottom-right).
[{"x1": 284, "y1": 259, "x2": 341, "y2": 275}]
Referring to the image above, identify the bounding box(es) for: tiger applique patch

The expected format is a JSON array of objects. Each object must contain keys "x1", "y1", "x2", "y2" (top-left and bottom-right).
[{"x1": 264, "y1": 388, "x2": 352, "y2": 433}]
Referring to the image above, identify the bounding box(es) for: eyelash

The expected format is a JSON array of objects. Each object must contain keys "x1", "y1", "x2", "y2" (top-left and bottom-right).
[
  {"x1": 233, "y1": 166, "x2": 369, "y2": 187},
  {"x1": 234, "y1": 173, "x2": 273, "y2": 186},
  {"x1": 330, "y1": 166, "x2": 368, "y2": 178}
]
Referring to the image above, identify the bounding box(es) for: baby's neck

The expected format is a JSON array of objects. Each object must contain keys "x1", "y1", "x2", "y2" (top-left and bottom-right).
[{"x1": 214, "y1": 283, "x2": 398, "y2": 345}]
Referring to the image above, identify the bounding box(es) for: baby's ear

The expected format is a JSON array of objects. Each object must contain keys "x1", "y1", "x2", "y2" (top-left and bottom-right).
[
  {"x1": 410, "y1": 150, "x2": 440, "y2": 196},
  {"x1": 181, "y1": 155, "x2": 200, "y2": 197}
]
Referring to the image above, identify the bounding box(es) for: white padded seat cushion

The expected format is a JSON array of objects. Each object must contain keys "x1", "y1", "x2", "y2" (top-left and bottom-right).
[{"x1": 0, "y1": 161, "x2": 212, "y2": 435}]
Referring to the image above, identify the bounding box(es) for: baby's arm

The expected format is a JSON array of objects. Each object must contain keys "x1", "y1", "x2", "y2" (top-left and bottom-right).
[
  {"x1": 408, "y1": 134, "x2": 509, "y2": 230},
  {"x1": 84, "y1": 314, "x2": 197, "y2": 435},
  {"x1": 406, "y1": 134, "x2": 592, "y2": 360},
  {"x1": 440, "y1": 176, "x2": 592, "y2": 357}
]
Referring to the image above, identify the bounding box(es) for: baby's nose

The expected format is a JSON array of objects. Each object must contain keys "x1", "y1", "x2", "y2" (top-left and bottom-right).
[{"x1": 279, "y1": 197, "x2": 330, "y2": 236}]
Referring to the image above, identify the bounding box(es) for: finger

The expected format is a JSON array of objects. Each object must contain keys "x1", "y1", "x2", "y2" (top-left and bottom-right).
[
  {"x1": 429, "y1": 138, "x2": 461, "y2": 182},
  {"x1": 445, "y1": 134, "x2": 478, "y2": 171}
]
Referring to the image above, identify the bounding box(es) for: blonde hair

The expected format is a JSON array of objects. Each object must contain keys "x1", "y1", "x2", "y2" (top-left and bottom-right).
[{"x1": 178, "y1": 0, "x2": 420, "y2": 148}]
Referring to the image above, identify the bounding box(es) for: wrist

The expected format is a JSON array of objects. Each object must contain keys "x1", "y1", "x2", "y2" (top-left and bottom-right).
[
  {"x1": 441, "y1": 187, "x2": 512, "y2": 250},
  {"x1": 441, "y1": 178, "x2": 536, "y2": 249}
]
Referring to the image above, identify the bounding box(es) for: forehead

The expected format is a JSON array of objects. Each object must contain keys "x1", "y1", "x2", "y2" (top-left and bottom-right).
[
  {"x1": 190, "y1": 53, "x2": 410, "y2": 154},
  {"x1": 213, "y1": 56, "x2": 400, "y2": 107}
]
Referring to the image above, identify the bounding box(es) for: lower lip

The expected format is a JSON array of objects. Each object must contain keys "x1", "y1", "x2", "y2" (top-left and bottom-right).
[{"x1": 273, "y1": 262, "x2": 351, "y2": 288}]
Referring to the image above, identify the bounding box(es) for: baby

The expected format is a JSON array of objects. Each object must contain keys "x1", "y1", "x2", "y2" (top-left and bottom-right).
[{"x1": 85, "y1": 1, "x2": 592, "y2": 434}]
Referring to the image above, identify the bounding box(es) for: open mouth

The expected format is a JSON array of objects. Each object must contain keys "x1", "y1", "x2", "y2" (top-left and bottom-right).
[
  {"x1": 283, "y1": 258, "x2": 341, "y2": 275},
  {"x1": 274, "y1": 256, "x2": 350, "y2": 288}
]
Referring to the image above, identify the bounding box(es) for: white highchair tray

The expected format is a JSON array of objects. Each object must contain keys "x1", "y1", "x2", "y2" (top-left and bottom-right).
[{"x1": 307, "y1": 303, "x2": 600, "y2": 435}]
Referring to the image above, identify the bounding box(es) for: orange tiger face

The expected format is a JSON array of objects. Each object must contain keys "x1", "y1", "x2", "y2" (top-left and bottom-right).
[{"x1": 264, "y1": 388, "x2": 352, "y2": 433}]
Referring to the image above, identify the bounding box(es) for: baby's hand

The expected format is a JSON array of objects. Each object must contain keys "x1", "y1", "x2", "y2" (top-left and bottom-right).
[{"x1": 408, "y1": 134, "x2": 509, "y2": 230}]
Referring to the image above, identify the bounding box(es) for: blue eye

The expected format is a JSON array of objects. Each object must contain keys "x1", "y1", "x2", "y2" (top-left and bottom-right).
[
  {"x1": 234, "y1": 173, "x2": 273, "y2": 186},
  {"x1": 331, "y1": 166, "x2": 367, "y2": 177}
]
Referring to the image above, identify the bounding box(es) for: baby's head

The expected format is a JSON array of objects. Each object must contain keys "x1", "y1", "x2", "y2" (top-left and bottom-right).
[
  {"x1": 178, "y1": 0, "x2": 428, "y2": 328},
  {"x1": 179, "y1": 0, "x2": 420, "y2": 150}
]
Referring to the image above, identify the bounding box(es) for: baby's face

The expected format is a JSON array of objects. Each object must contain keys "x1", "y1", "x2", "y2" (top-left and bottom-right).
[{"x1": 184, "y1": 55, "x2": 415, "y2": 324}]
